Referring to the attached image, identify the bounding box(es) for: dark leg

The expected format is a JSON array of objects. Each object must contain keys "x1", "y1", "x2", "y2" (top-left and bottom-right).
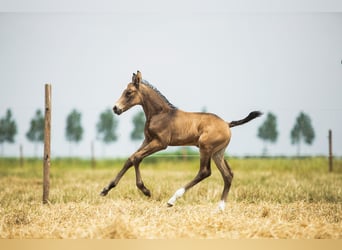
[
  {"x1": 167, "y1": 150, "x2": 212, "y2": 206},
  {"x1": 212, "y1": 148, "x2": 233, "y2": 210},
  {"x1": 224, "y1": 159, "x2": 234, "y2": 179},
  {"x1": 184, "y1": 154, "x2": 211, "y2": 191},
  {"x1": 101, "y1": 139, "x2": 166, "y2": 197},
  {"x1": 134, "y1": 165, "x2": 151, "y2": 197},
  {"x1": 100, "y1": 159, "x2": 133, "y2": 196},
  {"x1": 131, "y1": 139, "x2": 166, "y2": 196},
  {"x1": 100, "y1": 140, "x2": 149, "y2": 196}
]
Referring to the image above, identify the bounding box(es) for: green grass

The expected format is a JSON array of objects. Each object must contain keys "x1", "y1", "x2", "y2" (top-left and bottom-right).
[{"x1": 1, "y1": 156, "x2": 341, "y2": 204}]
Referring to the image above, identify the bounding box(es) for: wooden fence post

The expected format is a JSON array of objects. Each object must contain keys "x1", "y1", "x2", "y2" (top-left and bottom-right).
[
  {"x1": 91, "y1": 140, "x2": 96, "y2": 169},
  {"x1": 19, "y1": 144, "x2": 24, "y2": 167},
  {"x1": 328, "y1": 129, "x2": 333, "y2": 172},
  {"x1": 43, "y1": 84, "x2": 51, "y2": 204}
]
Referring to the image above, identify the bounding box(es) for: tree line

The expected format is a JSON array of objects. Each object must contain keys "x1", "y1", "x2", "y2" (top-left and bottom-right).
[
  {"x1": 0, "y1": 108, "x2": 315, "y2": 157},
  {"x1": 257, "y1": 111, "x2": 315, "y2": 156},
  {"x1": 0, "y1": 108, "x2": 145, "y2": 157}
]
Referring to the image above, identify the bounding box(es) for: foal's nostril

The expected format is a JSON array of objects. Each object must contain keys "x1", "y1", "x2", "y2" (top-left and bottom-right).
[{"x1": 113, "y1": 105, "x2": 122, "y2": 115}]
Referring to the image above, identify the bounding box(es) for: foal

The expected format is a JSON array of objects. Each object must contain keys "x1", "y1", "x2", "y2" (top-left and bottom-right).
[{"x1": 101, "y1": 71, "x2": 261, "y2": 211}]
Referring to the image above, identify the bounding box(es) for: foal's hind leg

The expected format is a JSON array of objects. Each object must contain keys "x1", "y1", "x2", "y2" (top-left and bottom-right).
[
  {"x1": 212, "y1": 148, "x2": 234, "y2": 211},
  {"x1": 167, "y1": 150, "x2": 212, "y2": 207}
]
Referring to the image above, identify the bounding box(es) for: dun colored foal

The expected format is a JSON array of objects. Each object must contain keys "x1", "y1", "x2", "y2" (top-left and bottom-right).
[{"x1": 101, "y1": 71, "x2": 261, "y2": 211}]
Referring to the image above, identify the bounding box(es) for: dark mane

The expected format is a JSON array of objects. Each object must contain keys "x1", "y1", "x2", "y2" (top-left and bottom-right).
[{"x1": 142, "y1": 79, "x2": 177, "y2": 110}]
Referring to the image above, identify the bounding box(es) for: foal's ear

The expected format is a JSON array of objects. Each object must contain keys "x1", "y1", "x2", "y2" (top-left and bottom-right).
[
  {"x1": 132, "y1": 70, "x2": 142, "y2": 87},
  {"x1": 132, "y1": 73, "x2": 137, "y2": 84},
  {"x1": 136, "y1": 70, "x2": 142, "y2": 83}
]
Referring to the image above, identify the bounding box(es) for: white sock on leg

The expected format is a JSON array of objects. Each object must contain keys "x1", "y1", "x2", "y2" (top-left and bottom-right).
[{"x1": 167, "y1": 187, "x2": 185, "y2": 206}]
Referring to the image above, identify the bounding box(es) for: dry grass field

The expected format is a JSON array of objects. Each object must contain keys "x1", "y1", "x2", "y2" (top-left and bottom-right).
[{"x1": 0, "y1": 157, "x2": 341, "y2": 239}]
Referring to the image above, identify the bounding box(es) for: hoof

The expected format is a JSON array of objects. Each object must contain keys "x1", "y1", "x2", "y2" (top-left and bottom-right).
[
  {"x1": 167, "y1": 202, "x2": 174, "y2": 207},
  {"x1": 143, "y1": 189, "x2": 151, "y2": 197},
  {"x1": 100, "y1": 189, "x2": 108, "y2": 196}
]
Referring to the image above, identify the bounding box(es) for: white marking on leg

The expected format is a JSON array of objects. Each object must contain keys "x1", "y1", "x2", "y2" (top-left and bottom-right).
[
  {"x1": 218, "y1": 200, "x2": 226, "y2": 211},
  {"x1": 167, "y1": 187, "x2": 185, "y2": 206}
]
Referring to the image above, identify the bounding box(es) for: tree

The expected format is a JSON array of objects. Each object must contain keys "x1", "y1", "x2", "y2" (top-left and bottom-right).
[
  {"x1": 26, "y1": 109, "x2": 44, "y2": 157},
  {"x1": 65, "y1": 109, "x2": 84, "y2": 152},
  {"x1": 257, "y1": 112, "x2": 278, "y2": 156},
  {"x1": 96, "y1": 108, "x2": 118, "y2": 144},
  {"x1": 131, "y1": 111, "x2": 146, "y2": 142},
  {"x1": 0, "y1": 109, "x2": 18, "y2": 156},
  {"x1": 290, "y1": 112, "x2": 315, "y2": 156}
]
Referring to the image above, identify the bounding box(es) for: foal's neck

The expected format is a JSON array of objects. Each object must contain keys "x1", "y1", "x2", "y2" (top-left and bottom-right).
[{"x1": 140, "y1": 85, "x2": 174, "y2": 120}]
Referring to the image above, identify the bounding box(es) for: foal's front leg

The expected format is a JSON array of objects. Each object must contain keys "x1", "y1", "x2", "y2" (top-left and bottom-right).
[
  {"x1": 100, "y1": 141, "x2": 149, "y2": 196},
  {"x1": 100, "y1": 139, "x2": 166, "y2": 197},
  {"x1": 100, "y1": 158, "x2": 133, "y2": 196},
  {"x1": 134, "y1": 164, "x2": 151, "y2": 197},
  {"x1": 131, "y1": 139, "x2": 167, "y2": 196}
]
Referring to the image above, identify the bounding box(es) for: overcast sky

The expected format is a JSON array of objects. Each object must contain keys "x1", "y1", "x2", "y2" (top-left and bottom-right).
[{"x1": 1, "y1": 1, "x2": 342, "y2": 158}]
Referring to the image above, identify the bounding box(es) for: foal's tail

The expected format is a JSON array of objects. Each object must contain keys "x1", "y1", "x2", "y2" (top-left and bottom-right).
[{"x1": 228, "y1": 111, "x2": 262, "y2": 128}]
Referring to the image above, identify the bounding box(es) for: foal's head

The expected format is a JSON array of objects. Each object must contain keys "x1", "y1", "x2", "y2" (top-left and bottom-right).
[{"x1": 113, "y1": 71, "x2": 143, "y2": 115}]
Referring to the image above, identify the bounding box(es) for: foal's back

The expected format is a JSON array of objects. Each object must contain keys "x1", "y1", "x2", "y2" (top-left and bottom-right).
[{"x1": 160, "y1": 110, "x2": 231, "y2": 148}]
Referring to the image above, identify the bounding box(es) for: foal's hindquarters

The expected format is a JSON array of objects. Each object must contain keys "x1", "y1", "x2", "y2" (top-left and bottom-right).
[{"x1": 166, "y1": 112, "x2": 234, "y2": 211}]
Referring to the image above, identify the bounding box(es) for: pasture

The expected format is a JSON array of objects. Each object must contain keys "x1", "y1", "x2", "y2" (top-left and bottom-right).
[{"x1": 0, "y1": 157, "x2": 341, "y2": 239}]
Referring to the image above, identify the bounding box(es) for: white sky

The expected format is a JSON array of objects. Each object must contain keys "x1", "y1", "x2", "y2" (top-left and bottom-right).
[{"x1": 1, "y1": 1, "x2": 342, "y2": 158}]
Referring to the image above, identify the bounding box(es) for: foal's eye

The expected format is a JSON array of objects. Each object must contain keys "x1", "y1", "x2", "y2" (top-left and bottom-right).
[{"x1": 125, "y1": 91, "x2": 132, "y2": 98}]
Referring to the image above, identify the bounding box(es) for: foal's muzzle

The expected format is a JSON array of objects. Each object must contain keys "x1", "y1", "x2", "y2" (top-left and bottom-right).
[{"x1": 113, "y1": 105, "x2": 122, "y2": 115}]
